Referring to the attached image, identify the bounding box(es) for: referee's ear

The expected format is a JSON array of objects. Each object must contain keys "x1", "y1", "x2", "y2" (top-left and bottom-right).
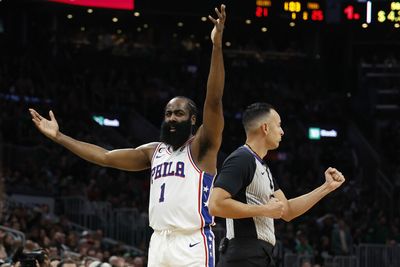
[{"x1": 262, "y1": 122, "x2": 270, "y2": 135}]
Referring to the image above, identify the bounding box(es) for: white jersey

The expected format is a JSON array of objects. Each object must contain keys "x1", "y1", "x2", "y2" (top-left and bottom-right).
[{"x1": 149, "y1": 138, "x2": 215, "y2": 231}]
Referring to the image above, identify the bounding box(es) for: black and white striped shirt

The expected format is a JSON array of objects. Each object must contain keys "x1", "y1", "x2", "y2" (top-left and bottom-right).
[{"x1": 214, "y1": 145, "x2": 279, "y2": 245}]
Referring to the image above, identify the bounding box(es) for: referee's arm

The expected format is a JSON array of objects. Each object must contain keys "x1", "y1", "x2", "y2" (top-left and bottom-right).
[
  {"x1": 209, "y1": 187, "x2": 284, "y2": 219},
  {"x1": 274, "y1": 167, "x2": 346, "y2": 222}
]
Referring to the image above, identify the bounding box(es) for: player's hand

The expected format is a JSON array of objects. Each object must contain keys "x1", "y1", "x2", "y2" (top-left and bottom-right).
[
  {"x1": 208, "y1": 4, "x2": 226, "y2": 47},
  {"x1": 324, "y1": 167, "x2": 345, "y2": 192},
  {"x1": 263, "y1": 197, "x2": 284, "y2": 219},
  {"x1": 29, "y1": 108, "x2": 59, "y2": 140}
]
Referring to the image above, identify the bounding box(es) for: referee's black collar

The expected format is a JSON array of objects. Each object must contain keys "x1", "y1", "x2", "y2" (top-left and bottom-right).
[{"x1": 242, "y1": 145, "x2": 265, "y2": 164}]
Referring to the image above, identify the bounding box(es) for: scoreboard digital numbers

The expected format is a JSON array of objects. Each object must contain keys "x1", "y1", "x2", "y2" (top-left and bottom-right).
[
  {"x1": 376, "y1": 2, "x2": 400, "y2": 23},
  {"x1": 341, "y1": 1, "x2": 400, "y2": 25},
  {"x1": 342, "y1": 1, "x2": 371, "y2": 24},
  {"x1": 255, "y1": 0, "x2": 324, "y2": 22},
  {"x1": 283, "y1": 1, "x2": 324, "y2": 21},
  {"x1": 255, "y1": 0, "x2": 272, "y2": 18},
  {"x1": 254, "y1": 0, "x2": 400, "y2": 25}
]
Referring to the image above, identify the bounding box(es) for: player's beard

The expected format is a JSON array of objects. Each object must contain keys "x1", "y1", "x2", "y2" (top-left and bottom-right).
[{"x1": 160, "y1": 119, "x2": 193, "y2": 150}]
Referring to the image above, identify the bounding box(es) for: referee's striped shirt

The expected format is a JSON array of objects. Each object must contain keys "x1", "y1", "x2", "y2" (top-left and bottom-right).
[{"x1": 214, "y1": 145, "x2": 279, "y2": 245}]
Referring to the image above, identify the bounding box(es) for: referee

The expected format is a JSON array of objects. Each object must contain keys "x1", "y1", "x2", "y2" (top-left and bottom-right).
[{"x1": 209, "y1": 102, "x2": 345, "y2": 267}]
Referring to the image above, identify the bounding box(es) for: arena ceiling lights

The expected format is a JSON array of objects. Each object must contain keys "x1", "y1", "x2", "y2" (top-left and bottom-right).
[{"x1": 49, "y1": 0, "x2": 134, "y2": 10}]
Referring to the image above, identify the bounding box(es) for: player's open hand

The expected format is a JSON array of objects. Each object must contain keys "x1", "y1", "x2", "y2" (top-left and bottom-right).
[
  {"x1": 324, "y1": 167, "x2": 345, "y2": 192},
  {"x1": 29, "y1": 108, "x2": 59, "y2": 140},
  {"x1": 209, "y1": 4, "x2": 226, "y2": 47}
]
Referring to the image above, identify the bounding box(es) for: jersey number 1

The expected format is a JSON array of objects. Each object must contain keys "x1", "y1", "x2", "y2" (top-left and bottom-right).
[{"x1": 159, "y1": 183, "x2": 166, "y2": 202}]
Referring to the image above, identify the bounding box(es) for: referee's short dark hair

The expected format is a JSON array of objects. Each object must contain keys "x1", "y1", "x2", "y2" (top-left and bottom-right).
[{"x1": 242, "y1": 102, "x2": 275, "y2": 132}]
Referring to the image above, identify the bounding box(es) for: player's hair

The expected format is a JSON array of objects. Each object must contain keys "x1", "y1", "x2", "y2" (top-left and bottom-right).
[
  {"x1": 242, "y1": 102, "x2": 275, "y2": 132},
  {"x1": 174, "y1": 96, "x2": 198, "y2": 118}
]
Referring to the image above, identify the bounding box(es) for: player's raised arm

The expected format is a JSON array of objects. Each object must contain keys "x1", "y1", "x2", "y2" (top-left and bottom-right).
[
  {"x1": 192, "y1": 4, "x2": 226, "y2": 167},
  {"x1": 29, "y1": 108, "x2": 156, "y2": 171}
]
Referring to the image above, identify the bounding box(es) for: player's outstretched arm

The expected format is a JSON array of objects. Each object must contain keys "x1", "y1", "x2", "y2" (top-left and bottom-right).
[
  {"x1": 193, "y1": 4, "x2": 226, "y2": 169},
  {"x1": 209, "y1": 187, "x2": 284, "y2": 219},
  {"x1": 274, "y1": 167, "x2": 346, "y2": 222},
  {"x1": 29, "y1": 108, "x2": 156, "y2": 171}
]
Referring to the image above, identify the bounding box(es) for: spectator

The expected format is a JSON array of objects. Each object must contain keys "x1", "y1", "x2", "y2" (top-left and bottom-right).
[{"x1": 331, "y1": 219, "x2": 352, "y2": 255}]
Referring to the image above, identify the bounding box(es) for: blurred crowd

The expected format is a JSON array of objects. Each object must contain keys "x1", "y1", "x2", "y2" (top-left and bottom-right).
[{"x1": 0, "y1": 202, "x2": 147, "y2": 267}]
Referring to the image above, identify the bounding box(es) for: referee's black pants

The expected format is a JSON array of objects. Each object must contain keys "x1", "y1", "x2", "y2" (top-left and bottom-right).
[{"x1": 217, "y1": 237, "x2": 275, "y2": 267}]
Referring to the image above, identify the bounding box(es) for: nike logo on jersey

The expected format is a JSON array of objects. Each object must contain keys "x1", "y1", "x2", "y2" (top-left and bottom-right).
[
  {"x1": 189, "y1": 242, "x2": 201, "y2": 248},
  {"x1": 155, "y1": 155, "x2": 163, "y2": 159}
]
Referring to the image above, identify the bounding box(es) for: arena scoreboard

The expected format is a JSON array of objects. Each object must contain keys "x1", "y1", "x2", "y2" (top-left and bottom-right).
[
  {"x1": 375, "y1": 1, "x2": 400, "y2": 23},
  {"x1": 255, "y1": 0, "x2": 325, "y2": 22},
  {"x1": 254, "y1": 0, "x2": 400, "y2": 24},
  {"x1": 283, "y1": 1, "x2": 324, "y2": 21},
  {"x1": 47, "y1": 0, "x2": 400, "y2": 25},
  {"x1": 342, "y1": 1, "x2": 400, "y2": 24}
]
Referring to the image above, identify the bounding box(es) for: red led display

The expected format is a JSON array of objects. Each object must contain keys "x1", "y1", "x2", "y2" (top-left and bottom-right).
[
  {"x1": 344, "y1": 5, "x2": 361, "y2": 20},
  {"x1": 49, "y1": 0, "x2": 134, "y2": 10},
  {"x1": 255, "y1": 6, "x2": 269, "y2": 17},
  {"x1": 311, "y1": 10, "x2": 324, "y2": 21}
]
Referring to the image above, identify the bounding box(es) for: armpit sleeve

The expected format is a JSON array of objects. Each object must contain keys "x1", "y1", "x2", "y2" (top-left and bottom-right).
[{"x1": 214, "y1": 149, "x2": 256, "y2": 197}]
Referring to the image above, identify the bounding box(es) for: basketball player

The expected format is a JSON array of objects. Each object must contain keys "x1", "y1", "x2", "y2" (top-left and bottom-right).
[
  {"x1": 29, "y1": 5, "x2": 226, "y2": 267},
  {"x1": 208, "y1": 103, "x2": 345, "y2": 267}
]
